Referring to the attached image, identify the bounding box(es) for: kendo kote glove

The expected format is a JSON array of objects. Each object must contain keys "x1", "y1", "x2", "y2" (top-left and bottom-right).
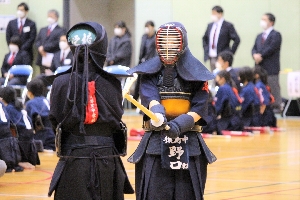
[
  {"x1": 164, "y1": 114, "x2": 195, "y2": 138},
  {"x1": 150, "y1": 104, "x2": 167, "y2": 131}
]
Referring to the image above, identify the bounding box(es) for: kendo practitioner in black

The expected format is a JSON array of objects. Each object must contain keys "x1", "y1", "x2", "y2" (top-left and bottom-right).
[
  {"x1": 0, "y1": 100, "x2": 23, "y2": 172},
  {"x1": 48, "y1": 22, "x2": 133, "y2": 200},
  {"x1": 127, "y1": 22, "x2": 217, "y2": 200}
]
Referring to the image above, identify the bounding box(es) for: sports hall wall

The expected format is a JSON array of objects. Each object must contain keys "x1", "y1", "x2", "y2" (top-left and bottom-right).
[
  {"x1": 1, "y1": 0, "x2": 299, "y2": 99},
  {"x1": 0, "y1": 0, "x2": 63, "y2": 76},
  {"x1": 135, "y1": 0, "x2": 300, "y2": 99}
]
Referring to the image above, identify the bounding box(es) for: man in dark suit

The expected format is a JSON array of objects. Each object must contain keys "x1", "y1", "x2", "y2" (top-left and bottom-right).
[
  {"x1": 35, "y1": 9, "x2": 65, "y2": 74},
  {"x1": 203, "y1": 6, "x2": 240, "y2": 71},
  {"x1": 6, "y1": 2, "x2": 36, "y2": 64},
  {"x1": 252, "y1": 13, "x2": 282, "y2": 112},
  {"x1": 1, "y1": 35, "x2": 31, "y2": 85},
  {"x1": 48, "y1": 35, "x2": 73, "y2": 74}
]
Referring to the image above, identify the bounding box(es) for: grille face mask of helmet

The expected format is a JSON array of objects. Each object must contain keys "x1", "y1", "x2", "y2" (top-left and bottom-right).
[{"x1": 156, "y1": 26, "x2": 183, "y2": 65}]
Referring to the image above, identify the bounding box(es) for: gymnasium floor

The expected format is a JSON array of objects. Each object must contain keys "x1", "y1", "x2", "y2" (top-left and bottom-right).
[{"x1": 0, "y1": 112, "x2": 299, "y2": 200}]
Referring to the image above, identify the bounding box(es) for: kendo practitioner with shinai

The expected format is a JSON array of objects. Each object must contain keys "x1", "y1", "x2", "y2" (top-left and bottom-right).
[
  {"x1": 127, "y1": 22, "x2": 217, "y2": 200},
  {"x1": 48, "y1": 22, "x2": 134, "y2": 200}
]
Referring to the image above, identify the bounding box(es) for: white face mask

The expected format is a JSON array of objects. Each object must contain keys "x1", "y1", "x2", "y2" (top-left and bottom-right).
[
  {"x1": 211, "y1": 15, "x2": 219, "y2": 22},
  {"x1": 9, "y1": 44, "x2": 19, "y2": 53},
  {"x1": 215, "y1": 62, "x2": 222, "y2": 70},
  {"x1": 59, "y1": 41, "x2": 69, "y2": 50},
  {"x1": 47, "y1": 17, "x2": 56, "y2": 25},
  {"x1": 17, "y1": 10, "x2": 26, "y2": 18},
  {"x1": 145, "y1": 27, "x2": 150, "y2": 34},
  {"x1": 260, "y1": 20, "x2": 268, "y2": 30},
  {"x1": 114, "y1": 28, "x2": 122, "y2": 36}
]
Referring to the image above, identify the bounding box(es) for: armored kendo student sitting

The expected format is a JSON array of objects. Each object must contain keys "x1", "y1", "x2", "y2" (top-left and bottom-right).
[
  {"x1": 127, "y1": 22, "x2": 217, "y2": 200},
  {"x1": 0, "y1": 97, "x2": 23, "y2": 173},
  {"x1": 25, "y1": 78, "x2": 55, "y2": 152},
  {"x1": 48, "y1": 22, "x2": 134, "y2": 200},
  {"x1": 0, "y1": 86, "x2": 39, "y2": 169}
]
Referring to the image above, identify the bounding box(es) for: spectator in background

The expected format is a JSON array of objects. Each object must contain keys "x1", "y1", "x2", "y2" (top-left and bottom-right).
[
  {"x1": 133, "y1": 20, "x2": 157, "y2": 106},
  {"x1": 203, "y1": 5, "x2": 240, "y2": 71},
  {"x1": 253, "y1": 66, "x2": 277, "y2": 127},
  {"x1": 238, "y1": 67, "x2": 261, "y2": 127},
  {"x1": 0, "y1": 86, "x2": 40, "y2": 168},
  {"x1": 214, "y1": 51, "x2": 240, "y2": 91},
  {"x1": 25, "y1": 79, "x2": 55, "y2": 151},
  {"x1": 0, "y1": 99, "x2": 23, "y2": 173},
  {"x1": 48, "y1": 35, "x2": 73, "y2": 75},
  {"x1": 252, "y1": 13, "x2": 282, "y2": 113},
  {"x1": 1, "y1": 35, "x2": 30, "y2": 85},
  {"x1": 6, "y1": 2, "x2": 36, "y2": 64},
  {"x1": 138, "y1": 20, "x2": 157, "y2": 64},
  {"x1": 106, "y1": 21, "x2": 132, "y2": 67},
  {"x1": 214, "y1": 70, "x2": 243, "y2": 135},
  {"x1": 35, "y1": 9, "x2": 65, "y2": 74}
]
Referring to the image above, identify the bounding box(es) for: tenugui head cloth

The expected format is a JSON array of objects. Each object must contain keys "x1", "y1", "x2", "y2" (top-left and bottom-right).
[{"x1": 67, "y1": 21, "x2": 108, "y2": 69}]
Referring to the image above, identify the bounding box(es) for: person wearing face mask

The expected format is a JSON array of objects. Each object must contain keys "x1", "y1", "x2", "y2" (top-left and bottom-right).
[
  {"x1": 106, "y1": 21, "x2": 132, "y2": 67},
  {"x1": 138, "y1": 21, "x2": 157, "y2": 64},
  {"x1": 202, "y1": 5, "x2": 240, "y2": 71},
  {"x1": 6, "y1": 2, "x2": 37, "y2": 65},
  {"x1": 1, "y1": 35, "x2": 31, "y2": 86},
  {"x1": 214, "y1": 51, "x2": 240, "y2": 91},
  {"x1": 35, "y1": 9, "x2": 66, "y2": 74},
  {"x1": 48, "y1": 35, "x2": 73, "y2": 74},
  {"x1": 252, "y1": 13, "x2": 282, "y2": 114},
  {"x1": 133, "y1": 21, "x2": 157, "y2": 108}
]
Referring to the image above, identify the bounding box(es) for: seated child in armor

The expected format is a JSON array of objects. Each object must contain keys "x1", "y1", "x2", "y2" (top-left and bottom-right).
[
  {"x1": 214, "y1": 70, "x2": 243, "y2": 134},
  {"x1": 0, "y1": 86, "x2": 39, "y2": 168},
  {"x1": 239, "y1": 67, "x2": 261, "y2": 127},
  {"x1": 202, "y1": 91, "x2": 217, "y2": 134},
  {"x1": 26, "y1": 78, "x2": 55, "y2": 151},
  {"x1": 0, "y1": 99, "x2": 23, "y2": 172},
  {"x1": 253, "y1": 67, "x2": 277, "y2": 127}
]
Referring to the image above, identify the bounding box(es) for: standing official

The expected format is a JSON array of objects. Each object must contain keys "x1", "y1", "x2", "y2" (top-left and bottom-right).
[
  {"x1": 6, "y1": 2, "x2": 36, "y2": 64},
  {"x1": 252, "y1": 13, "x2": 282, "y2": 113},
  {"x1": 35, "y1": 9, "x2": 65, "y2": 74},
  {"x1": 202, "y1": 5, "x2": 240, "y2": 71}
]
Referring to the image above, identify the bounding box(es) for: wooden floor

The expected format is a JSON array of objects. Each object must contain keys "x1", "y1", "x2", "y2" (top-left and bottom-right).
[{"x1": 0, "y1": 111, "x2": 299, "y2": 200}]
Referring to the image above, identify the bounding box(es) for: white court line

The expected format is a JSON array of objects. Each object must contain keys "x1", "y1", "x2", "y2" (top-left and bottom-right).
[
  {"x1": 207, "y1": 178, "x2": 300, "y2": 184},
  {"x1": 0, "y1": 194, "x2": 48, "y2": 197},
  {"x1": 216, "y1": 150, "x2": 300, "y2": 162}
]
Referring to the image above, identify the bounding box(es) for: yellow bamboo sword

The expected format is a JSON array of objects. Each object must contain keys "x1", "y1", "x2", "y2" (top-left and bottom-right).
[{"x1": 122, "y1": 74, "x2": 169, "y2": 129}]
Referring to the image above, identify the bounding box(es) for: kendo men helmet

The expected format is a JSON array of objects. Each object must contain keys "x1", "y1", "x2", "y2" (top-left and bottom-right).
[
  {"x1": 67, "y1": 22, "x2": 108, "y2": 69},
  {"x1": 156, "y1": 22, "x2": 188, "y2": 65}
]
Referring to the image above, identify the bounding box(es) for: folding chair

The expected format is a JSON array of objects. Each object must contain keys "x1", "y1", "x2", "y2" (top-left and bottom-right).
[
  {"x1": 3, "y1": 65, "x2": 33, "y2": 103},
  {"x1": 54, "y1": 65, "x2": 72, "y2": 75},
  {"x1": 103, "y1": 65, "x2": 133, "y2": 109},
  {"x1": 46, "y1": 65, "x2": 72, "y2": 101}
]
